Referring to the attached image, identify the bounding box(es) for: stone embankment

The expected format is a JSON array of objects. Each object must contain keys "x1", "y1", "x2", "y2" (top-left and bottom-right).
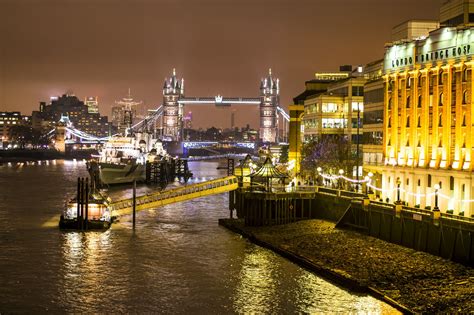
[{"x1": 219, "y1": 219, "x2": 473, "y2": 314}]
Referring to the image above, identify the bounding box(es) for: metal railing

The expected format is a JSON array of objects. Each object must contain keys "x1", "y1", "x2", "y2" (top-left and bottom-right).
[{"x1": 294, "y1": 184, "x2": 474, "y2": 224}]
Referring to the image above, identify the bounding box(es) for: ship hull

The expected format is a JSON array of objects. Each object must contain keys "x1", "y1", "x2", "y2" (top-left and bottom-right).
[
  {"x1": 59, "y1": 216, "x2": 111, "y2": 230},
  {"x1": 99, "y1": 163, "x2": 145, "y2": 185}
]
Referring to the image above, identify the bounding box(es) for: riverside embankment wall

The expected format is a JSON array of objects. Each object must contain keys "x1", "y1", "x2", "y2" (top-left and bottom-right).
[{"x1": 230, "y1": 187, "x2": 474, "y2": 264}]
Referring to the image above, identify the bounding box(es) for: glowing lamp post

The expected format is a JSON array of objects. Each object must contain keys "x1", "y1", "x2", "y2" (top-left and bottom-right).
[
  {"x1": 367, "y1": 172, "x2": 373, "y2": 194},
  {"x1": 364, "y1": 176, "x2": 370, "y2": 195},
  {"x1": 338, "y1": 169, "x2": 344, "y2": 190},
  {"x1": 396, "y1": 178, "x2": 401, "y2": 204},
  {"x1": 433, "y1": 183, "x2": 440, "y2": 211}
]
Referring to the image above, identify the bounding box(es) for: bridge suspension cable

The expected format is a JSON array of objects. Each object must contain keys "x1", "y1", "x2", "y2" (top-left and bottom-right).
[
  {"x1": 277, "y1": 106, "x2": 290, "y2": 122},
  {"x1": 65, "y1": 127, "x2": 111, "y2": 142},
  {"x1": 130, "y1": 105, "x2": 164, "y2": 131},
  {"x1": 59, "y1": 105, "x2": 164, "y2": 143}
]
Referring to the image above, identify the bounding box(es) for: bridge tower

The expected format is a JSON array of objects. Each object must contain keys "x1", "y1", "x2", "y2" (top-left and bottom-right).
[
  {"x1": 259, "y1": 69, "x2": 279, "y2": 143},
  {"x1": 162, "y1": 69, "x2": 184, "y2": 141}
]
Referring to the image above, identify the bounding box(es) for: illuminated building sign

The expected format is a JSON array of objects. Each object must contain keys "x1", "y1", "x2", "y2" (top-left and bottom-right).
[{"x1": 385, "y1": 27, "x2": 474, "y2": 71}]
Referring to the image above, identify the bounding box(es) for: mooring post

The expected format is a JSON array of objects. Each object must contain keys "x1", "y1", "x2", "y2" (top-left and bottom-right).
[
  {"x1": 132, "y1": 179, "x2": 136, "y2": 229},
  {"x1": 81, "y1": 177, "x2": 86, "y2": 230},
  {"x1": 77, "y1": 177, "x2": 81, "y2": 229},
  {"x1": 84, "y1": 178, "x2": 89, "y2": 230}
]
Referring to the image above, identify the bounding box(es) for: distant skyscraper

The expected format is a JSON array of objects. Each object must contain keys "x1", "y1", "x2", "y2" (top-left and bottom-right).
[
  {"x1": 85, "y1": 96, "x2": 99, "y2": 114},
  {"x1": 112, "y1": 89, "x2": 142, "y2": 135}
]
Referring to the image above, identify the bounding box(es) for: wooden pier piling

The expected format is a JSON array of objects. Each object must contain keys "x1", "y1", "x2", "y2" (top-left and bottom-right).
[
  {"x1": 76, "y1": 178, "x2": 81, "y2": 230},
  {"x1": 227, "y1": 158, "x2": 234, "y2": 176},
  {"x1": 132, "y1": 179, "x2": 136, "y2": 229},
  {"x1": 84, "y1": 178, "x2": 89, "y2": 230}
]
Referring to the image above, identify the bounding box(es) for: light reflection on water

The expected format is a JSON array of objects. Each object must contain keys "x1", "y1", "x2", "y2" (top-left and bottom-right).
[
  {"x1": 233, "y1": 246, "x2": 278, "y2": 313},
  {"x1": 0, "y1": 160, "x2": 398, "y2": 313}
]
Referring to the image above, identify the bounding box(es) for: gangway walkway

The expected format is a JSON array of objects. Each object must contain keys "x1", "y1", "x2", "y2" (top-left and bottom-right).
[{"x1": 109, "y1": 176, "x2": 239, "y2": 216}]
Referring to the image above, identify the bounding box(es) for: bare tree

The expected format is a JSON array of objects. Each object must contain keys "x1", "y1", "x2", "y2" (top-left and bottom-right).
[{"x1": 301, "y1": 135, "x2": 356, "y2": 178}]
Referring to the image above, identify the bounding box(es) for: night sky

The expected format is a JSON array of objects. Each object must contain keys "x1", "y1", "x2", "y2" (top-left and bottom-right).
[{"x1": 0, "y1": 0, "x2": 442, "y2": 129}]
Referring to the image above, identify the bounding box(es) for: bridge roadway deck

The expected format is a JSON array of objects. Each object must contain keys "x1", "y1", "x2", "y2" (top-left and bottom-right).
[{"x1": 109, "y1": 176, "x2": 239, "y2": 217}]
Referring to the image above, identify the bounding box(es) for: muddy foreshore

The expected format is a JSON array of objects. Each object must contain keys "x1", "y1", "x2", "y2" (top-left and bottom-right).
[{"x1": 219, "y1": 219, "x2": 473, "y2": 314}]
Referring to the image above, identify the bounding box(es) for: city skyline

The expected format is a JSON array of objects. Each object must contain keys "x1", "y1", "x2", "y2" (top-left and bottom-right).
[
  {"x1": 1, "y1": 0, "x2": 442, "y2": 128},
  {"x1": 1, "y1": 1, "x2": 473, "y2": 313}
]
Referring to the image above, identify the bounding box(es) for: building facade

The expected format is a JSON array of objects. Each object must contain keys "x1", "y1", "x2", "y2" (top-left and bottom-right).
[
  {"x1": 32, "y1": 94, "x2": 112, "y2": 137},
  {"x1": 391, "y1": 20, "x2": 439, "y2": 42},
  {"x1": 362, "y1": 60, "x2": 384, "y2": 187},
  {"x1": 301, "y1": 70, "x2": 365, "y2": 177},
  {"x1": 85, "y1": 96, "x2": 99, "y2": 114},
  {"x1": 440, "y1": 0, "x2": 474, "y2": 26},
  {"x1": 0, "y1": 112, "x2": 22, "y2": 146},
  {"x1": 112, "y1": 90, "x2": 141, "y2": 135},
  {"x1": 382, "y1": 23, "x2": 474, "y2": 216}
]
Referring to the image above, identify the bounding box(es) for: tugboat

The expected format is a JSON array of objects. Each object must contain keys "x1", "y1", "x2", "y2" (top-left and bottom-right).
[{"x1": 59, "y1": 190, "x2": 112, "y2": 230}]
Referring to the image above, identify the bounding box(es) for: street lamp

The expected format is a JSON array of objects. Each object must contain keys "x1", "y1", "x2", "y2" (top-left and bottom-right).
[
  {"x1": 368, "y1": 172, "x2": 374, "y2": 194},
  {"x1": 396, "y1": 177, "x2": 401, "y2": 204},
  {"x1": 316, "y1": 167, "x2": 322, "y2": 186},
  {"x1": 338, "y1": 169, "x2": 344, "y2": 190},
  {"x1": 364, "y1": 176, "x2": 370, "y2": 195},
  {"x1": 433, "y1": 183, "x2": 440, "y2": 211}
]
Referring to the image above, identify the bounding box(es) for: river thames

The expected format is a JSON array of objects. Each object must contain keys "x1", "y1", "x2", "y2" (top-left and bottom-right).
[{"x1": 0, "y1": 160, "x2": 397, "y2": 313}]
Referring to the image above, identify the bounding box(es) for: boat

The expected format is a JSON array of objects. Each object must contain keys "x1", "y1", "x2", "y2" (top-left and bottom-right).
[
  {"x1": 59, "y1": 191, "x2": 112, "y2": 230},
  {"x1": 90, "y1": 132, "x2": 168, "y2": 185}
]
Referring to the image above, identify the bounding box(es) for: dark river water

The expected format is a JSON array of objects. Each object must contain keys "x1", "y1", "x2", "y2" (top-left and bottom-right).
[{"x1": 0, "y1": 160, "x2": 397, "y2": 313}]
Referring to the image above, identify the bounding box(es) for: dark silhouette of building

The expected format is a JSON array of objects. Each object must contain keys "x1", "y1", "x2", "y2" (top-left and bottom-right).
[{"x1": 32, "y1": 93, "x2": 113, "y2": 137}]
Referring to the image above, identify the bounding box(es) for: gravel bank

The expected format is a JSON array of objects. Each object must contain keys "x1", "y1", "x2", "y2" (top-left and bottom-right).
[{"x1": 219, "y1": 219, "x2": 473, "y2": 314}]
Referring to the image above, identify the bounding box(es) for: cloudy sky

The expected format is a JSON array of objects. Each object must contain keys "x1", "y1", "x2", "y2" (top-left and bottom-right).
[{"x1": 0, "y1": 0, "x2": 442, "y2": 128}]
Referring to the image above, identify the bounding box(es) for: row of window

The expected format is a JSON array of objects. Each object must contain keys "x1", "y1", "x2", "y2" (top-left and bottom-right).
[
  {"x1": 322, "y1": 118, "x2": 347, "y2": 129},
  {"x1": 363, "y1": 110, "x2": 383, "y2": 125},
  {"x1": 364, "y1": 88, "x2": 384, "y2": 105},
  {"x1": 389, "y1": 89, "x2": 471, "y2": 110},
  {"x1": 387, "y1": 174, "x2": 460, "y2": 191},
  {"x1": 388, "y1": 111, "x2": 469, "y2": 128},
  {"x1": 305, "y1": 102, "x2": 364, "y2": 114},
  {"x1": 362, "y1": 131, "x2": 383, "y2": 145},
  {"x1": 387, "y1": 132, "x2": 468, "y2": 148},
  {"x1": 390, "y1": 68, "x2": 471, "y2": 91}
]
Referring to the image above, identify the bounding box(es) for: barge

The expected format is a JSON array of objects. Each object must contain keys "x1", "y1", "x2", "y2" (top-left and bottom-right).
[{"x1": 59, "y1": 191, "x2": 112, "y2": 230}]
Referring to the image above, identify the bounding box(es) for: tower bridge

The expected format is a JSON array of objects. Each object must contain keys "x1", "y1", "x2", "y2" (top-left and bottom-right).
[
  {"x1": 51, "y1": 69, "x2": 289, "y2": 152},
  {"x1": 162, "y1": 68, "x2": 288, "y2": 143}
]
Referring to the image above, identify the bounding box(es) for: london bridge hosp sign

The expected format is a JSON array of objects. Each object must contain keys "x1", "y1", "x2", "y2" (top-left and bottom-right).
[{"x1": 384, "y1": 27, "x2": 474, "y2": 72}]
